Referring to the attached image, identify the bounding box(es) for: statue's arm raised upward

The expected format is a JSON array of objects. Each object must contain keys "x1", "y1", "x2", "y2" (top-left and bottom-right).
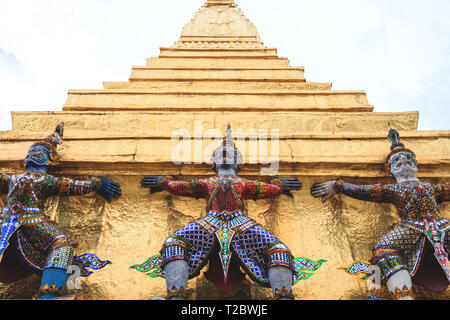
[
  {"x1": 435, "y1": 183, "x2": 450, "y2": 203},
  {"x1": 243, "y1": 178, "x2": 302, "y2": 200},
  {"x1": 141, "y1": 175, "x2": 208, "y2": 199},
  {"x1": 45, "y1": 176, "x2": 121, "y2": 203},
  {"x1": 311, "y1": 180, "x2": 395, "y2": 203},
  {"x1": 0, "y1": 173, "x2": 11, "y2": 194}
]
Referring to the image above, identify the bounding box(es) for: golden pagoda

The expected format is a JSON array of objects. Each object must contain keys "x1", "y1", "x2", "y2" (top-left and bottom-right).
[{"x1": 0, "y1": 0, "x2": 448, "y2": 299}]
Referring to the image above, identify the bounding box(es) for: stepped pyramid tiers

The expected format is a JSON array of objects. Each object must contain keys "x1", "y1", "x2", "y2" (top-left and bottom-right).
[
  {"x1": 0, "y1": 0, "x2": 449, "y2": 300},
  {"x1": 63, "y1": 0, "x2": 372, "y2": 113}
]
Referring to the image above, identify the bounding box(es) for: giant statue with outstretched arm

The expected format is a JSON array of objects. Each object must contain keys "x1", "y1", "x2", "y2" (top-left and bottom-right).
[
  {"x1": 132, "y1": 125, "x2": 325, "y2": 300},
  {"x1": 0, "y1": 123, "x2": 121, "y2": 300},
  {"x1": 311, "y1": 128, "x2": 450, "y2": 300}
]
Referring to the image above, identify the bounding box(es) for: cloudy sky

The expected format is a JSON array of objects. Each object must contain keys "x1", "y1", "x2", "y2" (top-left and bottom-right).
[{"x1": 0, "y1": 0, "x2": 449, "y2": 131}]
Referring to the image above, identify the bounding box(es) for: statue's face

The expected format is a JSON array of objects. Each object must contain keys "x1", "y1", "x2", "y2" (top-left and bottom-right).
[
  {"x1": 389, "y1": 151, "x2": 418, "y2": 178},
  {"x1": 213, "y1": 146, "x2": 241, "y2": 173},
  {"x1": 24, "y1": 144, "x2": 51, "y2": 169}
]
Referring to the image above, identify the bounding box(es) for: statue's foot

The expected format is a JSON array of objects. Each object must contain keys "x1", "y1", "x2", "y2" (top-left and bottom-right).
[
  {"x1": 272, "y1": 287, "x2": 294, "y2": 301},
  {"x1": 391, "y1": 285, "x2": 416, "y2": 301},
  {"x1": 166, "y1": 286, "x2": 188, "y2": 300},
  {"x1": 39, "y1": 291, "x2": 89, "y2": 300},
  {"x1": 276, "y1": 296, "x2": 294, "y2": 301},
  {"x1": 147, "y1": 296, "x2": 186, "y2": 301},
  {"x1": 368, "y1": 284, "x2": 416, "y2": 300}
]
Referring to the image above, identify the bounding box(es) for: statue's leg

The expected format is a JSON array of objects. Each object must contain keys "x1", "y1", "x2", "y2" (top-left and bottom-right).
[
  {"x1": 233, "y1": 224, "x2": 295, "y2": 300},
  {"x1": 164, "y1": 259, "x2": 189, "y2": 300},
  {"x1": 386, "y1": 269, "x2": 414, "y2": 300},
  {"x1": 268, "y1": 266, "x2": 293, "y2": 300},
  {"x1": 266, "y1": 242, "x2": 295, "y2": 300},
  {"x1": 39, "y1": 267, "x2": 70, "y2": 300},
  {"x1": 161, "y1": 235, "x2": 192, "y2": 300},
  {"x1": 160, "y1": 222, "x2": 215, "y2": 300},
  {"x1": 22, "y1": 223, "x2": 76, "y2": 299},
  {"x1": 372, "y1": 227, "x2": 418, "y2": 300}
]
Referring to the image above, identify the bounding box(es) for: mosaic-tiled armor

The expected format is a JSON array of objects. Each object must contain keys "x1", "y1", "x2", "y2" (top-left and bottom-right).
[
  {"x1": 133, "y1": 125, "x2": 325, "y2": 300},
  {"x1": 336, "y1": 181, "x2": 450, "y2": 291},
  {"x1": 312, "y1": 128, "x2": 450, "y2": 300},
  {"x1": 0, "y1": 123, "x2": 121, "y2": 299}
]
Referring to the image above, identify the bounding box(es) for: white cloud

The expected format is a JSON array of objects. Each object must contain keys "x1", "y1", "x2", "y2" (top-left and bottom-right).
[{"x1": 0, "y1": 0, "x2": 448, "y2": 131}]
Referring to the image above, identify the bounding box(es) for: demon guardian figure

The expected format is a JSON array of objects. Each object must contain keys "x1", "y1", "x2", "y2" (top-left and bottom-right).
[
  {"x1": 132, "y1": 125, "x2": 325, "y2": 300},
  {"x1": 311, "y1": 128, "x2": 450, "y2": 300},
  {"x1": 0, "y1": 123, "x2": 121, "y2": 299}
]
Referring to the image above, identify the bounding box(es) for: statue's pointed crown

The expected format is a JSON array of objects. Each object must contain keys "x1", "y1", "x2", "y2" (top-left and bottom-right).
[
  {"x1": 39, "y1": 122, "x2": 64, "y2": 151},
  {"x1": 388, "y1": 126, "x2": 405, "y2": 151},
  {"x1": 212, "y1": 124, "x2": 243, "y2": 168},
  {"x1": 222, "y1": 124, "x2": 236, "y2": 149},
  {"x1": 385, "y1": 126, "x2": 416, "y2": 167},
  {"x1": 29, "y1": 122, "x2": 64, "y2": 166}
]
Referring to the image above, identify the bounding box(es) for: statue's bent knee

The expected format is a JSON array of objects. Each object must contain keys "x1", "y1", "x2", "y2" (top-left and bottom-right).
[{"x1": 161, "y1": 236, "x2": 190, "y2": 265}]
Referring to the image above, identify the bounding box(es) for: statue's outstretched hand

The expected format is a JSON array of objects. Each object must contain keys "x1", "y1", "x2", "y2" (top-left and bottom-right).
[
  {"x1": 97, "y1": 177, "x2": 122, "y2": 203},
  {"x1": 278, "y1": 178, "x2": 302, "y2": 197},
  {"x1": 141, "y1": 176, "x2": 165, "y2": 194},
  {"x1": 311, "y1": 180, "x2": 337, "y2": 203}
]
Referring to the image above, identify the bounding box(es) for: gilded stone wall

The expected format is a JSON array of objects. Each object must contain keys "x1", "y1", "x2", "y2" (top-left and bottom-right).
[{"x1": 0, "y1": 175, "x2": 449, "y2": 300}]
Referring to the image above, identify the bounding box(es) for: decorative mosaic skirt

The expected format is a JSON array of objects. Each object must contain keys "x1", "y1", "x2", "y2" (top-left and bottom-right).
[
  {"x1": 0, "y1": 215, "x2": 111, "y2": 283},
  {"x1": 132, "y1": 212, "x2": 325, "y2": 289},
  {"x1": 17, "y1": 222, "x2": 76, "y2": 271},
  {"x1": 341, "y1": 219, "x2": 450, "y2": 294}
]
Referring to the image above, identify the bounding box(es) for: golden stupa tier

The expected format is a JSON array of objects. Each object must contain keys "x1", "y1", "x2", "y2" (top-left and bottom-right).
[
  {"x1": 1, "y1": 110, "x2": 449, "y2": 180},
  {"x1": 63, "y1": 46, "x2": 372, "y2": 112},
  {"x1": 63, "y1": 0, "x2": 372, "y2": 112},
  {"x1": 177, "y1": 0, "x2": 263, "y2": 48}
]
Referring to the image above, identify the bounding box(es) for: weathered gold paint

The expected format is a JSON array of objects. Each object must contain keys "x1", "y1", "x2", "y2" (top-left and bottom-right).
[{"x1": 0, "y1": 0, "x2": 448, "y2": 299}]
